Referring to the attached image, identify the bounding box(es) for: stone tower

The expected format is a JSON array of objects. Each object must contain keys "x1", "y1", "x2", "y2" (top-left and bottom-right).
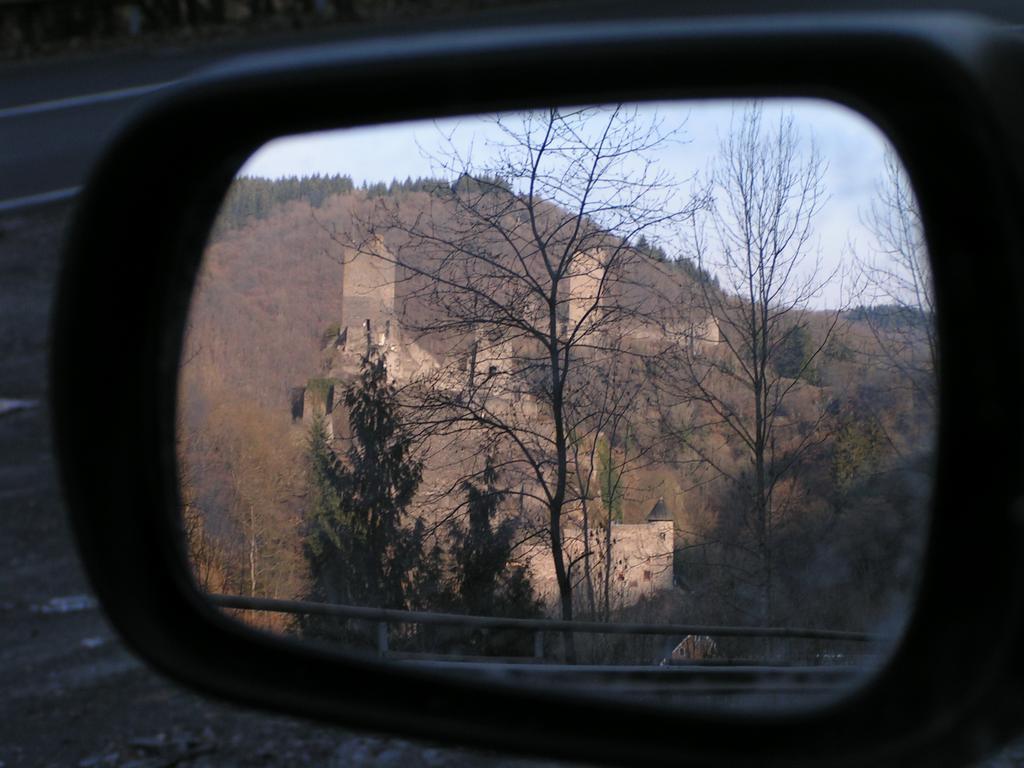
[
  {"x1": 340, "y1": 239, "x2": 397, "y2": 348},
  {"x1": 610, "y1": 497, "x2": 675, "y2": 597},
  {"x1": 646, "y1": 498, "x2": 677, "y2": 593}
]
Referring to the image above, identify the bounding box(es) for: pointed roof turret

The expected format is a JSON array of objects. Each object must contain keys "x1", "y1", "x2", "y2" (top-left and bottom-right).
[{"x1": 647, "y1": 497, "x2": 672, "y2": 522}]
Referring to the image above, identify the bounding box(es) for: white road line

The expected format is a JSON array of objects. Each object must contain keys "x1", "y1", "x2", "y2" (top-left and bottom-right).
[
  {"x1": 0, "y1": 186, "x2": 81, "y2": 214},
  {"x1": 0, "y1": 79, "x2": 179, "y2": 121},
  {"x1": 0, "y1": 398, "x2": 40, "y2": 417},
  {"x1": 30, "y1": 594, "x2": 98, "y2": 614}
]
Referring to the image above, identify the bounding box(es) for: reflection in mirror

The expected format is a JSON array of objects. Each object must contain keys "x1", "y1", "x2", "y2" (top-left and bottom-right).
[{"x1": 178, "y1": 100, "x2": 935, "y2": 709}]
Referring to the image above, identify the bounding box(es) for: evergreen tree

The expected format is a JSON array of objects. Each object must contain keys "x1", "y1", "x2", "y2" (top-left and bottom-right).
[
  {"x1": 214, "y1": 174, "x2": 453, "y2": 233},
  {"x1": 301, "y1": 352, "x2": 423, "y2": 644},
  {"x1": 632, "y1": 234, "x2": 718, "y2": 288},
  {"x1": 448, "y1": 458, "x2": 540, "y2": 654},
  {"x1": 774, "y1": 323, "x2": 819, "y2": 382}
]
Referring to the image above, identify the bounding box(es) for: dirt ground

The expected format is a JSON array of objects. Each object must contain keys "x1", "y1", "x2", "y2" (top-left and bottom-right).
[{"x1": 0, "y1": 204, "x2": 567, "y2": 768}]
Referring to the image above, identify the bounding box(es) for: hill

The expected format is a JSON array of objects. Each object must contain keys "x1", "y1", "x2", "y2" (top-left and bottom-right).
[{"x1": 177, "y1": 175, "x2": 936, "y2": 659}]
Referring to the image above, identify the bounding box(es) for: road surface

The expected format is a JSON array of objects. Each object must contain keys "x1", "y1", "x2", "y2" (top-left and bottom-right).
[{"x1": 0, "y1": 27, "x2": 373, "y2": 209}]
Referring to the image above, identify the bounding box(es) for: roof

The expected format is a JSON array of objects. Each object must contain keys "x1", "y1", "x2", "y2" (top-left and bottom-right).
[{"x1": 647, "y1": 497, "x2": 672, "y2": 522}]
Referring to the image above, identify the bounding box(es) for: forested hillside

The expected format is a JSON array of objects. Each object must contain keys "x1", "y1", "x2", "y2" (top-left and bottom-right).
[{"x1": 178, "y1": 110, "x2": 934, "y2": 664}]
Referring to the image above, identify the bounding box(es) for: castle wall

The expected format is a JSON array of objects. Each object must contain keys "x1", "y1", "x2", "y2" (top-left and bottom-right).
[
  {"x1": 519, "y1": 517, "x2": 674, "y2": 616},
  {"x1": 308, "y1": 241, "x2": 693, "y2": 619},
  {"x1": 302, "y1": 378, "x2": 336, "y2": 439},
  {"x1": 606, "y1": 520, "x2": 674, "y2": 597}
]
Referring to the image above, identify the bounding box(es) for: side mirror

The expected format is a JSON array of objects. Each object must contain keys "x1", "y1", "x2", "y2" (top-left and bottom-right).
[{"x1": 52, "y1": 11, "x2": 1024, "y2": 766}]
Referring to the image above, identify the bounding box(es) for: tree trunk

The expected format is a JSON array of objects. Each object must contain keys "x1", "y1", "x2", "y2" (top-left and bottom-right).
[
  {"x1": 580, "y1": 496, "x2": 597, "y2": 619},
  {"x1": 548, "y1": 501, "x2": 576, "y2": 663},
  {"x1": 603, "y1": 506, "x2": 614, "y2": 622},
  {"x1": 248, "y1": 504, "x2": 258, "y2": 597}
]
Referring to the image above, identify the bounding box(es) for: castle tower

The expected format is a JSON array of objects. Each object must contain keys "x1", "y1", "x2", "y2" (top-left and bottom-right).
[
  {"x1": 642, "y1": 497, "x2": 676, "y2": 593},
  {"x1": 340, "y1": 239, "x2": 397, "y2": 344}
]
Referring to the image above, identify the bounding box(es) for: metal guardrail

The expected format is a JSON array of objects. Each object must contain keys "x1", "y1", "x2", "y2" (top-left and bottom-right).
[
  {"x1": 398, "y1": 659, "x2": 866, "y2": 697},
  {"x1": 210, "y1": 593, "x2": 881, "y2": 661}
]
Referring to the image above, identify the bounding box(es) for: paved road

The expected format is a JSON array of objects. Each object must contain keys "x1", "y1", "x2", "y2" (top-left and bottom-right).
[
  {"x1": 0, "y1": 46, "x2": 207, "y2": 205},
  {"x1": 0, "y1": 27, "x2": 374, "y2": 208}
]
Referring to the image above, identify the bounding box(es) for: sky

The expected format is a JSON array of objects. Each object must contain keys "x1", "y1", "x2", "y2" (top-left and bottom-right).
[{"x1": 237, "y1": 98, "x2": 905, "y2": 308}]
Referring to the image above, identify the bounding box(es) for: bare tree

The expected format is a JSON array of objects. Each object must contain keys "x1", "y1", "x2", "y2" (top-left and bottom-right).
[
  {"x1": 179, "y1": 425, "x2": 230, "y2": 595},
  {"x1": 330, "y1": 106, "x2": 704, "y2": 660},
  {"x1": 858, "y1": 150, "x2": 937, "y2": 415},
  {"x1": 564, "y1": 335, "x2": 662, "y2": 622},
  {"x1": 668, "y1": 105, "x2": 841, "y2": 627}
]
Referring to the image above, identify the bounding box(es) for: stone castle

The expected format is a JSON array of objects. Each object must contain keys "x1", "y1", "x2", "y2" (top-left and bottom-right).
[
  {"x1": 289, "y1": 242, "x2": 719, "y2": 613},
  {"x1": 516, "y1": 497, "x2": 676, "y2": 612}
]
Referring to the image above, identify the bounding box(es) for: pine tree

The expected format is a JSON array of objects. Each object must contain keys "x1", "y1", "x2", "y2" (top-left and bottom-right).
[
  {"x1": 301, "y1": 352, "x2": 423, "y2": 645},
  {"x1": 449, "y1": 458, "x2": 540, "y2": 654}
]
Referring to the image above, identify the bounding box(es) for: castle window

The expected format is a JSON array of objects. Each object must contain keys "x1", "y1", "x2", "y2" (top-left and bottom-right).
[{"x1": 643, "y1": 570, "x2": 652, "y2": 581}]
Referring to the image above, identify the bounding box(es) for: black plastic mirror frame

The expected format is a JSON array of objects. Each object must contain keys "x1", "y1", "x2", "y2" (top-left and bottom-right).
[{"x1": 53, "y1": 11, "x2": 1024, "y2": 767}]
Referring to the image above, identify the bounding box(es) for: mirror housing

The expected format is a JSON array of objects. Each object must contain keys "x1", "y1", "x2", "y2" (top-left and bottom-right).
[{"x1": 53, "y1": 10, "x2": 1024, "y2": 766}]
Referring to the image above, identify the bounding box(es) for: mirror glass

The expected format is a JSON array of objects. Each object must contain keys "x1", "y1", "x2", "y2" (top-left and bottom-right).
[{"x1": 178, "y1": 99, "x2": 936, "y2": 710}]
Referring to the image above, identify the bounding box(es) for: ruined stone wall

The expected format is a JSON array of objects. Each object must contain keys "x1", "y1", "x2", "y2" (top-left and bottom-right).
[
  {"x1": 303, "y1": 378, "x2": 334, "y2": 422},
  {"x1": 334, "y1": 240, "x2": 717, "y2": 388},
  {"x1": 605, "y1": 520, "x2": 674, "y2": 597},
  {"x1": 519, "y1": 516, "x2": 675, "y2": 617},
  {"x1": 302, "y1": 377, "x2": 337, "y2": 439},
  {"x1": 298, "y1": 240, "x2": 691, "y2": 621}
]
